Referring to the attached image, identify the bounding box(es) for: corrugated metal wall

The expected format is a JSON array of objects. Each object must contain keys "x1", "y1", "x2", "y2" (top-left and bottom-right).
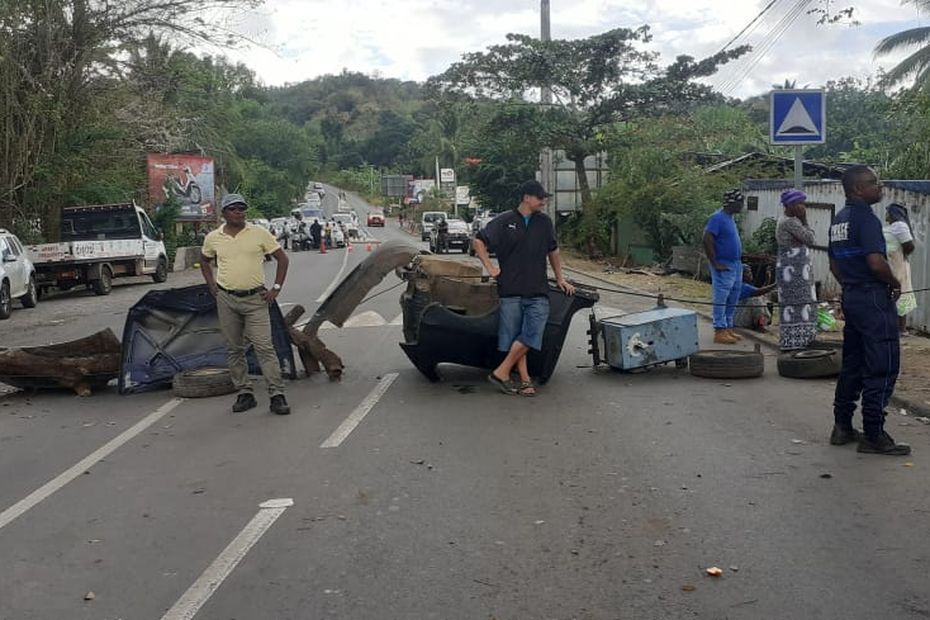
[{"x1": 741, "y1": 180, "x2": 930, "y2": 333}]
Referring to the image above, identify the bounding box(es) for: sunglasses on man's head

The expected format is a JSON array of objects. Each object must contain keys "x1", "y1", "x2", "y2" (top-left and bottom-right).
[{"x1": 225, "y1": 205, "x2": 247, "y2": 212}]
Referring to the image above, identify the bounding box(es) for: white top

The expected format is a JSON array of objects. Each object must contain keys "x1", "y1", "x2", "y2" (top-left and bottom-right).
[{"x1": 887, "y1": 221, "x2": 913, "y2": 244}]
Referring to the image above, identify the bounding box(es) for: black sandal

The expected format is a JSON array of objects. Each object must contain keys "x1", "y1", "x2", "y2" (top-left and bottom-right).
[
  {"x1": 516, "y1": 381, "x2": 537, "y2": 397},
  {"x1": 487, "y1": 373, "x2": 516, "y2": 395}
]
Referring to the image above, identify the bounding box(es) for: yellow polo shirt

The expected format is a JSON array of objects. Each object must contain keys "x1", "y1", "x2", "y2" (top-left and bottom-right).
[{"x1": 202, "y1": 225, "x2": 280, "y2": 290}]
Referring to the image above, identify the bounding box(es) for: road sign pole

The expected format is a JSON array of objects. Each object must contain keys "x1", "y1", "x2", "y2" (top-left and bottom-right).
[{"x1": 794, "y1": 145, "x2": 803, "y2": 190}]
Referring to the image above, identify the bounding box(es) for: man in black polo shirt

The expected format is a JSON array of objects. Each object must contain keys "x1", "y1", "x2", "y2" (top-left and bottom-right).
[{"x1": 474, "y1": 180, "x2": 575, "y2": 397}]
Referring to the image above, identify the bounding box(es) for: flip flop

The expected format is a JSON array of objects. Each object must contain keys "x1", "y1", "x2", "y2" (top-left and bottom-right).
[
  {"x1": 487, "y1": 373, "x2": 516, "y2": 395},
  {"x1": 516, "y1": 381, "x2": 537, "y2": 397}
]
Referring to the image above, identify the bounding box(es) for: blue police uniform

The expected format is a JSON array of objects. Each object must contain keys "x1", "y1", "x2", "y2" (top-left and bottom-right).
[{"x1": 828, "y1": 198, "x2": 900, "y2": 438}]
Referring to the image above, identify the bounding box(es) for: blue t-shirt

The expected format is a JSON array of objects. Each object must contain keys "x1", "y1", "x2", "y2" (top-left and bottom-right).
[
  {"x1": 739, "y1": 283, "x2": 758, "y2": 300},
  {"x1": 828, "y1": 199, "x2": 886, "y2": 285},
  {"x1": 704, "y1": 209, "x2": 742, "y2": 263}
]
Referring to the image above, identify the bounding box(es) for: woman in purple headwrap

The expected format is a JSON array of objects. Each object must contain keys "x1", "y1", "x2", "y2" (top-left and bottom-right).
[{"x1": 776, "y1": 189, "x2": 818, "y2": 350}]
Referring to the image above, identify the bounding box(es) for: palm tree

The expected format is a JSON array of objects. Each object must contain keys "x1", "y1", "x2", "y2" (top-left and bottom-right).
[{"x1": 875, "y1": 1, "x2": 930, "y2": 89}]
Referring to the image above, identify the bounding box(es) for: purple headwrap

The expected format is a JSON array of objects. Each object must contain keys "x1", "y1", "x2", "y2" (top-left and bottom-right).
[{"x1": 780, "y1": 189, "x2": 807, "y2": 206}]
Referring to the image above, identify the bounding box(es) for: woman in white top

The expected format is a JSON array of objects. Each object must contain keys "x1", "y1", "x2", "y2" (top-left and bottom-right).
[{"x1": 883, "y1": 203, "x2": 917, "y2": 334}]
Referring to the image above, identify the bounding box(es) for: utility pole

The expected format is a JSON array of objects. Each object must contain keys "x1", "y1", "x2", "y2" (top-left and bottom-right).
[{"x1": 539, "y1": 0, "x2": 555, "y2": 219}]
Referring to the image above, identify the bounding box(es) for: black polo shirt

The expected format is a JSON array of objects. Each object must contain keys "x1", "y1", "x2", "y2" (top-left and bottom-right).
[
  {"x1": 828, "y1": 198, "x2": 887, "y2": 285},
  {"x1": 476, "y1": 208, "x2": 558, "y2": 297}
]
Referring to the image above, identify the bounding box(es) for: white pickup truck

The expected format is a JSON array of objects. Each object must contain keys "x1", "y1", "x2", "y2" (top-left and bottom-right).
[{"x1": 28, "y1": 203, "x2": 169, "y2": 297}]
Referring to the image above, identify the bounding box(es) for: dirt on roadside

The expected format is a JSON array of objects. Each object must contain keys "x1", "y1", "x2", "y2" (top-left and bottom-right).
[{"x1": 563, "y1": 251, "x2": 930, "y2": 415}]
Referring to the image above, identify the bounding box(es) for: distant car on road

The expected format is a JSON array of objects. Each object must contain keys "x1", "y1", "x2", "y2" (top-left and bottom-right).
[
  {"x1": 430, "y1": 218, "x2": 470, "y2": 254},
  {"x1": 420, "y1": 211, "x2": 447, "y2": 241},
  {"x1": 469, "y1": 213, "x2": 496, "y2": 256},
  {"x1": 367, "y1": 208, "x2": 385, "y2": 227},
  {"x1": 0, "y1": 229, "x2": 39, "y2": 319},
  {"x1": 331, "y1": 213, "x2": 359, "y2": 239},
  {"x1": 313, "y1": 182, "x2": 325, "y2": 199}
]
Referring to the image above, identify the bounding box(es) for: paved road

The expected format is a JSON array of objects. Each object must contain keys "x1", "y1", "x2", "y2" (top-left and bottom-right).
[{"x1": 2, "y1": 189, "x2": 930, "y2": 619}]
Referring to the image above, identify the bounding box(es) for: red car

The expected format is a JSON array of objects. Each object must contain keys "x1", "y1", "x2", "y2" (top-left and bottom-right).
[{"x1": 367, "y1": 209, "x2": 385, "y2": 227}]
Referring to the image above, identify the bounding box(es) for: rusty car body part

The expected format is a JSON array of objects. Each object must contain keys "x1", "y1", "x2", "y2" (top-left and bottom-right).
[{"x1": 301, "y1": 239, "x2": 420, "y2": 380}]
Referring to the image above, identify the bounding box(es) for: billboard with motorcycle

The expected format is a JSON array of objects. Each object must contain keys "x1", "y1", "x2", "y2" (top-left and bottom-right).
[{"x1": 147, "y1": 154, "x2": 216, "y2": 221}]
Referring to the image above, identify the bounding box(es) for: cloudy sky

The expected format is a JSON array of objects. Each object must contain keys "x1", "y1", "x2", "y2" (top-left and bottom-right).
[{"x1": 227, "y1": 0, "x2": 926, "y2": 97}]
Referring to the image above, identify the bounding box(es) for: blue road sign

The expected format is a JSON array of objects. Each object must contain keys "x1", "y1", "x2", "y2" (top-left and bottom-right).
[{"x1": 770, "y1": 89, "x2": 826, "y2": 145}]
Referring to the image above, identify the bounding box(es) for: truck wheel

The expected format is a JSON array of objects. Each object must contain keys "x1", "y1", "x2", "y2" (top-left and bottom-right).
[
  {"x1": 92, "y1": 266, "x2": 113, "y2": 296},
  {"x1": 777, "y1": 343, "x2": 842, "y2": 379},
  {"x1": 21, "y1": 276, "x2": 38, "y2": 308},
  {"x1": 152, "y1": 258, "x2": 168, "y2": 283},
  {"x1": 0, "y1": 280, "x2": 11, "y2": 320},
  {"x1": 689, "y1": 349, "x2": 764, "y2": 379},
  {"x1": 172, "y1": 368, "x2": 236, "y2": 398}
]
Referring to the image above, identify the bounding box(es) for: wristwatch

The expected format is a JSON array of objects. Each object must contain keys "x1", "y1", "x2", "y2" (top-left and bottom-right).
[{"x1": 272, "y1": 283, "x2": 282, "y2": 291}]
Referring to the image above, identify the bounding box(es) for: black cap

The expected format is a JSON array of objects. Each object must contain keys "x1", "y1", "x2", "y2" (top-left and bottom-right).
[{"x1": 519, "y1": 180, "x2": 552, "y2": 199}]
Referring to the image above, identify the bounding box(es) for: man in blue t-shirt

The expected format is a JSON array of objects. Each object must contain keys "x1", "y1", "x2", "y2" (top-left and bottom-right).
[
  {"x1": 702, "y1": 189, "x2": 745, "y2": 344},
  {"x1": 828, "y1": 165, "x2": 909, "y2": 456}
]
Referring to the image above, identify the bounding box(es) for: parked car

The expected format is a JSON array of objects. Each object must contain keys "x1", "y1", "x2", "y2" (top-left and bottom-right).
[
  {"x1": 429, "y1": 218, "x2": 470, "y2": 254},
  {"x1": 468, "y1": 214, "x2": 496, "y2": 256},
  {"x1": 420, "y1": 211, "x2": 447, "y2": 241},
  {"x1": 331, "y1": 213, "x2": 359, "y2": 239},
  {"x1": 367, "y1": 208, "x2": 385, "y2": 227},
  {"x1": 0, "y1": 229, "x2": 39, "y2": 319}
]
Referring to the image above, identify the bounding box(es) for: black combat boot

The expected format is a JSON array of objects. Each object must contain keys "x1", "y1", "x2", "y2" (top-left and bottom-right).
[
  {"x1": 270, "y1": 394, "x2": 291, "y2": 415},
  {"x1": 857, "y1": 431, "x2": 911, "y2": 456},
  {"x1": 232, "y1": 392, "x2": 257, "y2": 413}
]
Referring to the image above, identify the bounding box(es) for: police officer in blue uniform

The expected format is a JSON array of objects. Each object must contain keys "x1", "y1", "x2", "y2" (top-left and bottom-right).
[{"x1": 828, "y1": 165, "x2": 910, "y2": 455}]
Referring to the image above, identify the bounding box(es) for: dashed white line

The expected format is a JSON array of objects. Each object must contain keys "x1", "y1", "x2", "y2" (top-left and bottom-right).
[
  {"x1": 0, "y1": 398, "x2": 184, "y2": 531},
  {"x1": 321, "y1": 373, "x2": 399, "y2": 448},
  {"x1": 160, "y1": 498, "x2": 294, "y2": 620}
]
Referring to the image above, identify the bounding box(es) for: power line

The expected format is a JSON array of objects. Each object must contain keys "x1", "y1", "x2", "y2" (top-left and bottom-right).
[
  {"x1": 722, "y1": 0, "x2": 813, "y2": 95},
  {"x1": 718, "y1": 0, "x2": 806, "y2": 93},
  {"x1": 713, "y1": 0, "x2": 794, "y2": 93},
  {"x1": 718, "y1": 0, "x2": 812, "y2": 95},
  {"x1": 716, "y1": 0, "x2": 782, "y2": 54}
]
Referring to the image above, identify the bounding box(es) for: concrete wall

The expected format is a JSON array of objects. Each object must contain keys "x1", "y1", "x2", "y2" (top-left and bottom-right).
[{"x1": 741, "y1": 180, "x2": 930, "y2": 333}]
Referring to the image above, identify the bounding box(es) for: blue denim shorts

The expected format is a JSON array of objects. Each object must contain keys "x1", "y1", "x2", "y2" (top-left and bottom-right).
[{"x1": 498, "y1": 296, "x2": 550, "y2": 352}]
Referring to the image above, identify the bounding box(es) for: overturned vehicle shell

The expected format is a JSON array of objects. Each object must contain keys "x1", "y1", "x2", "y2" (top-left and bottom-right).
[
  {"x1": 119, "y1": 284, "x2": 296, "y2": 394},
  {"x1": 396, "y1": 256, "x2": 598, "y2": 383}
]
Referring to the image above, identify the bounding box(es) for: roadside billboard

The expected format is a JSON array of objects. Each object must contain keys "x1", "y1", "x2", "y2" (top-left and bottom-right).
[
  {"x1": 147, "y1": 154, "x2": 216, "y2": 221},
  {"x1": 407, "y1": 179, "x2": 436, "y2": 204}
]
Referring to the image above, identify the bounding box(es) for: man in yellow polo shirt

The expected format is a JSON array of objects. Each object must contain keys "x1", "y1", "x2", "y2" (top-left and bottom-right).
[{"x1": 201, "y1": 194, "x2": 291, "y2": 415}]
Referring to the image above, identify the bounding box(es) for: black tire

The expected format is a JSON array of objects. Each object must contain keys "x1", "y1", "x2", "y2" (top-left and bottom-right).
[
  {"x1": 92, "y1": 265, "x2": 112, "y2": 296},
  {"x1": 0, "y1": 280, "x2": 11, "y2": 320},
  {"x1": 689, "y1": 349, "x2": 764, "y2": 379},
  {"x1": 20, "y1": 276, "x2": 38, "y2": 308},
  {"x1": 172, "y1": 368, "x2": 237, "y2": 398},
  {"x1": 152, "y1": 257, "x2": 168, "y2": 283},
  {"x1": 777, "y1": 343, "x2": 842, "y2": 379}
]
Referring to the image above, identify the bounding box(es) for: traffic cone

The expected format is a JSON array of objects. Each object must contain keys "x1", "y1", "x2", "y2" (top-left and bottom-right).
[
  {"x1": 366, "y1": 242, "x2": 373, "y2": 252},
  {"x1": 320, "y1": 239, "x2": 327, "y2": 254}
]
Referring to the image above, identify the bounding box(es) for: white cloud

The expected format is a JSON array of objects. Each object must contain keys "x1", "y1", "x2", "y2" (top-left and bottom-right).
[{"x1": 223, "y1": 0, "x2": 924, "y2": 97}]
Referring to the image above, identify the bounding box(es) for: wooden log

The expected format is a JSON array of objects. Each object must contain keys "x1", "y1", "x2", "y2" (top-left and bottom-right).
[
  {"x1": 0, "y1": 329, "x2": 121, "y2": 396},
  {"x1": 288, "y1": 327, "x2": 343, "y2": 382}
]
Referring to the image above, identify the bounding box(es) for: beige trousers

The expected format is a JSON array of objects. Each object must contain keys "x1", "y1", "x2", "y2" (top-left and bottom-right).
[{"x1": 216, "y1": 290, "x2": 285, "y2": 396}]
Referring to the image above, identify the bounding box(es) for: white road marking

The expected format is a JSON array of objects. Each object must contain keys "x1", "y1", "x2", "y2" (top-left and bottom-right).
[
  {"x1": 343, "y1": 310, "x2": 386, "y2": 327},
  {"x1": 315, "y1": 243, "x2": 352, "y2": 303},
  {"x1": 160, "y1": 498, "x2": 294, "y2": 620},
  {"x1": 389, "y1": 313, "x2": 403, "y2": 326},
  {"x1": 0, "y1": 398, "x2": 184, "y2": 531},
  {"x1": 321, "y1": 373, "x2": 399, "y2": 448}
]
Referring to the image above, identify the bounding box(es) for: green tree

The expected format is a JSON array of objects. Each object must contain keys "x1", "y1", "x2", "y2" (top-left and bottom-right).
[
  {"x1": 428, "y1": 27, "x2": 749, "y2": 225},
  {"x1": 875, "y1": 1, "x2": 930, "y2": 90}
]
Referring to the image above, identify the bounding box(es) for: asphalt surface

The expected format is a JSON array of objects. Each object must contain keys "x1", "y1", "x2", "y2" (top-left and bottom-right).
[{"x1": 2, "y1": 187, "x2": 930, "y2": 619}]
